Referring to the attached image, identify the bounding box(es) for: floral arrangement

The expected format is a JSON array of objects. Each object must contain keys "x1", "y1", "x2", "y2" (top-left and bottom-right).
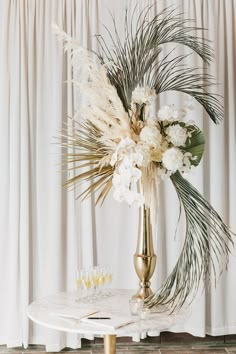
[
  {"x1": 55, "y1": 5, "x2": 234, "y2": 310},
  {"x1": 110, "y1": 98, "x2": 199, "y2": 207}
]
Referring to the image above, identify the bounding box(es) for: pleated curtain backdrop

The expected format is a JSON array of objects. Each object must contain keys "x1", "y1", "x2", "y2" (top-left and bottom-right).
[{"x1": 0, "y1": 0, "x2": 235, "y2": 350}]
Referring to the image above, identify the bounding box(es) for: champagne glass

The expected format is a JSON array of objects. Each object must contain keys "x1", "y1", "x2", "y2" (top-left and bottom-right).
[
  {"x1": 98, "y1": 268, "x2": 107, "y2": 296},
  {"x1": 76, "y1": 269, "x2": 84, "y2": 299},
  {"x1": 92, "y1": 267, "x2": 100, "y2": 299},
  {"x1": 106, "y1": 267, "x2": 113, "y2": 295},
  {"x1": 83, "y1": 271, "x2": 93, "y2": 299}
]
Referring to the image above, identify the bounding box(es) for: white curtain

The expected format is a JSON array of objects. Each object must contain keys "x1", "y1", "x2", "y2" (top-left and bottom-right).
[{"x1": 0, "y1": 0, "x2": 235, "y2": 350}]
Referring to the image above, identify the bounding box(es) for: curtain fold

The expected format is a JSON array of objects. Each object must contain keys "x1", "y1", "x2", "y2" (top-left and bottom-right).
[{"x1": 0, "y1": 0, "x2": 235, "y2": 350}]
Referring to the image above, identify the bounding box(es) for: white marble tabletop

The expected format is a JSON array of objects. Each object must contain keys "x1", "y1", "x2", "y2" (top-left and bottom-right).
[{"x1": 28, "y1": 289, "x2": 188, "y2": 340}]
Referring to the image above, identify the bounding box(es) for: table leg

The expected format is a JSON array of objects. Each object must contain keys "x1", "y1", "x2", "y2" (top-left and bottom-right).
[{"x1": 104, "y1": 334, "x2": 116, "y2": 354}]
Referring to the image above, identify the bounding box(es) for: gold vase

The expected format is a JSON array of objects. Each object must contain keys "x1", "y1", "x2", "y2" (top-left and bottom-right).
[{"x1": 133, "y1": 204, "x2": 157, "y2": 300}]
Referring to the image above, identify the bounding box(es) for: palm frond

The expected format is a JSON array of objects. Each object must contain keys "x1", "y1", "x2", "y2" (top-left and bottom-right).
[
  {"x1": 61, "y1": 119, "x2": 114, "y2": 203},
  {"x1": 151, "y1": 53, "x2": 223, "y2": 123},
  {"x1": 146, "y1": 172, "x2": 234, "y2": 310},
  {"x1": 182, "y1": 126, "x2": 205, "y2": 165},
  {"x1": 96, "y1": 6, "x2": 222, "y2": 123}
]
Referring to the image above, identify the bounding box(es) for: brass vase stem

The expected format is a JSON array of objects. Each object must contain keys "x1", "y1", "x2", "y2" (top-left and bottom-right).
[{"x1": 133, "y1": 204, "x2": 157, "y2": 299}]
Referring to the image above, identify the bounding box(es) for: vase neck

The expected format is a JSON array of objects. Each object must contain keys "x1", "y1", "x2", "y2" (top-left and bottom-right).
[{"x1": 135, "y1": 204, "x2": 155, "y2": 256}]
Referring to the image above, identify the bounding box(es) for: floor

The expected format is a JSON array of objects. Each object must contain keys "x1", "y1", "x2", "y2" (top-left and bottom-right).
[{"x1": 1, "y1": 332, "x2": 236, "y2": 353}]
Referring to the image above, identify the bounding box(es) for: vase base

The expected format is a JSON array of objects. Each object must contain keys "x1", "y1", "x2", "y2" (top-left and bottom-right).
[{"x1": 132, "y1": 286, "x2": 153, "y2": 300}]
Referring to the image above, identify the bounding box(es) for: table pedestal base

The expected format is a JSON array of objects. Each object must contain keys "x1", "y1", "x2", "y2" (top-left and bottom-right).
[{"x1": 104, "y1": 334, "x2": 116, "y2": 354}]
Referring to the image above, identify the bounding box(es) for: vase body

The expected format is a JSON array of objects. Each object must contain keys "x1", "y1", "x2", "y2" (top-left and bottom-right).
[{"x1": 133, "y1": 204, "x2": 157, "y2": 300}]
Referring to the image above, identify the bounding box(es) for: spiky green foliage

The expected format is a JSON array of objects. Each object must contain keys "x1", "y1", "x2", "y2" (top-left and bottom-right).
[
  {"x1": 146, "y1": 171, "x2": 234, "y2": 310},
  {"x1": 96, "y1": 6, "x2": 223, "y2": 123}
]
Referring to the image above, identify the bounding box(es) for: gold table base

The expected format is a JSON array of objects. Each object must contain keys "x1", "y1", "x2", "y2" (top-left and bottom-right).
[{"x1": 104, "y1": 334, "x2": 116, "y2": 354}]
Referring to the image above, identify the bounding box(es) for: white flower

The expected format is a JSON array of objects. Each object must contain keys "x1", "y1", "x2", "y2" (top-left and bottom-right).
[
  {"x1": 119, "y1": 155, "x2": 133, "y2": 169},
  {"x1": 157, "y1": 167, "x2": 172, "y2": 180},
  {"x1": 146, "y1": 117, "x2": 158, "y2": 126},
  {"x1": 130, "y1": 152, "x2": 143, "y2": 166},
  {"x1": 130, "y1": 167, "x2": 142, "y2": 182},
  {"x1": 110, "y1": 137, "x2": 148, "y2": 206},
  {"x1": 113, "y1": 184, "x2": 144, "y2": 206},
  {"x1": 136, "y1": 145, "x2": 151, "y2": 167},
  {"x1": 131, "y1": 86, "x2": 156, "y2": 105},
  {"x1": 140, "y1": 126, "x2": 162, "y2": 149},
  {"x1": 172, "y1": 108, "x2": 187, "y2": 121},
  {"x1": 113, "y1": 185, "x2": 127, "y2": 202},
  {"x1": 112, "y1": 173, "x2": 122, "y2": 188},
  {"x1": 157, "y1": 105, "x2": 173, "y2": 121},
  {"x1": 162, "y1": 147, "x2": 184, "y2": 173},
  {"x1": 165, "y1": 124, "x2": 188, "y2": 147},
  {"x1": 118, "y1": 136, "x2": 136, "y2": 149},
  {"x1": 180, "y1": 152, "x2": 196, "y2": 173},
  {"x1": 112, "y1": 169, "x2": 132, "y2": 188},
  {"x1": 110, "y1": 137, "x2": 136, "y2": 166}
]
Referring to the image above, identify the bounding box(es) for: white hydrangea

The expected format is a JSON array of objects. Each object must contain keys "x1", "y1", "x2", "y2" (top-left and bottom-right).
[
  {"x1": 131, "y1": 86, "x2": 156, "y2": 105},
  {"x1": 157, "y1": 105, "x2": 173, "y2": 121},
  {"x1": 162, "y1": 147, "x2": 184, "y2": 173},
  {"x1": 140, "y1": 126, "x2": 162, "y2": 149},
  {"x1": 165, "y1": 124, "x2": 188, "y2": 147}
]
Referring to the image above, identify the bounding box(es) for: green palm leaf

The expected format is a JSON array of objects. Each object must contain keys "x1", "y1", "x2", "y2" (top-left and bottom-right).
[
  {"x1": 146, "y1": 172, "x2": 234, "y2": 310},
  {"x1": 96, "y1": 6, "x2": 223, "y2": 123},
  {"x1": 182, "y1": 126, "x2": 205, "y2": 166}
]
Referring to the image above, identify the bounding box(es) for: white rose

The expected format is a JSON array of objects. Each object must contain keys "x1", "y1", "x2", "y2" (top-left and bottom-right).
[
  {"x1": 140, "y1": 126, "x2": 162, "y2": 148},
  {"x1": 131, "y1": 86, "x2": 156, "y2": 105},
  {"x1": 157, "y1": 105, "x2": 173, "y2": 121},
  {"x1": 162, "y1": 147, "x2": 184, "y2": 173},
  {"x1": 165, "y1": 124, "x2": 188, "y2": 147}
]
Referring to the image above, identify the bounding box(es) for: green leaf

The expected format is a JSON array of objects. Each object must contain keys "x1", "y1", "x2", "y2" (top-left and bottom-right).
[
  {"x1": 145, "y1": 172, "x2": 234, "y2": 311},
  {"x1": 182, "y1": 126, "x2": 205, "y2": 166},
  {"x1": 96, "y1": 6, "x2": 224, "y2": 124}
]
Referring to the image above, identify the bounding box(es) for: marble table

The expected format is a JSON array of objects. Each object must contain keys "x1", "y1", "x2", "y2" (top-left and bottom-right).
[{"x1": 28, "y1": 289, "x2": 187, "y2": 354}]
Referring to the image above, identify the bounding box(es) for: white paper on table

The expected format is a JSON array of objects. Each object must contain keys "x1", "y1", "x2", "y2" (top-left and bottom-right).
[
  {"x1": 50, "y1": 307, "x2": 98, "y2": 320},
  {"x1": 80, "y1": 311, "x2": 136, "y2": 330}
]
